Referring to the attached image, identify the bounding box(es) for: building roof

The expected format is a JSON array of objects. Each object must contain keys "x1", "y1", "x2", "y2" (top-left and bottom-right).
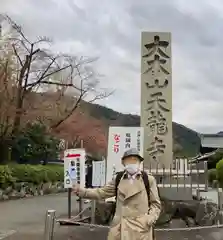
[
  {"x1": 189, "y1": 150, "x2": 217, "y2": 163},
  {"x1": 200, "y1": 132, "x2": 223, "y2": 138},
  {"x1": 200, "y1": 133, "x2": 223, "y2": 149}
]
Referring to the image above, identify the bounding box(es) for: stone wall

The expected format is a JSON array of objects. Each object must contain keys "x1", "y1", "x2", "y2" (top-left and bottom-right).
[{"x1": 0, "y1": 181, "x2": 65, "y2": 201}]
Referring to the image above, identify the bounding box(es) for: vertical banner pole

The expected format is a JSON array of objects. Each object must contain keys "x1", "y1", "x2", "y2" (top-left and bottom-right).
[
  {"x1": 68, "y1": 188, "x2": 72, "y2": 218},
  {"x1": 79, "y1": 139, "x2": 84, "y2": 219}
]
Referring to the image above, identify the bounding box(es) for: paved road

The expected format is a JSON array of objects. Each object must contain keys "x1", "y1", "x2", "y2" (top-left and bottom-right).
[
  {"x1": 0, "y1": 193, "x2": 79, "y2": 239},
  {"x1": 1, "y1": 194, "x2": 223, "y2": 240}
]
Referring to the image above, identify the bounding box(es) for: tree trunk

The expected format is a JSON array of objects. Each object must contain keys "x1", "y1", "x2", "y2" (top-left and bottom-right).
[
  {"x1": 10, "y1": 91, "x2": 23, "y2": 161},
  {"x1": 0, "y1": 139, "x2": 11, "y2": 163}
]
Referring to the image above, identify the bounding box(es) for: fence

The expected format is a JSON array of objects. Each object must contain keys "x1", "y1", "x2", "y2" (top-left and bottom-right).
[
  {"x1": 44, "y1": 209, "x2": 223, "y2": 240},
  {"x1": 146, "y1": 159, "x2": 208, "y2": 200}
]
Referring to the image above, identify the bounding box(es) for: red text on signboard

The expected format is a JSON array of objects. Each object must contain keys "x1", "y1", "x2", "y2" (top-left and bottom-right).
[{"x1": 113, "y1": 134, "x2": 120, "y2": 153}]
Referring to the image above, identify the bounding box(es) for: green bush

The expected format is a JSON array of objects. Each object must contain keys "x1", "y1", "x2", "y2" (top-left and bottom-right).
[
  {"x1": 0, "y1": 165, "x2": 15, "y2": 188},
  {"x1": 43, "y1": 165, "x2": 64, "y2": 183},
  {"x1": 208, "y1": 168, "x2": 217, "y2": 185},
  {"x1": 216, "y1": 159, "x2": 223, "y2": 187},
  {"x1": 0, "y1": 164, "x2": 64, "y2": 189}
]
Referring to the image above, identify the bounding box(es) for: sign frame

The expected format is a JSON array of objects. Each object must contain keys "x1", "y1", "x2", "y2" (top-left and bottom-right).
[{"x1": 106, "y1": 127, "x2": 144, "y2": 183}]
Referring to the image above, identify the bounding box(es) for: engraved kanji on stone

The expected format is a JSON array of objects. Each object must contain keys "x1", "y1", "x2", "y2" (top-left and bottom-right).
[
  {"x1": 147, "y1": 110, "x2": 168, "y2": 135},
  {"x1": 146, "y1": 92, "x2": 170, "y2": 112},
  {"x1": 145, "y1": 78, "x2": 168, "y2": 89},
  {"x1": 147, "y1": 136, "x2": 166, "y2": 161},
  {"x1": 143, "y1": 54, "x2": 169, "y2": 75},
  {"x1": 143, "y1": 35, "x2": 169, "y2": 59}
]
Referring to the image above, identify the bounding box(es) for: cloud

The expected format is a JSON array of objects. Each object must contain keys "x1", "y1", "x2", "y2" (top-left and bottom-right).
[{"x1": 1, "y1": 0, "x2": 223, "y2": 133}]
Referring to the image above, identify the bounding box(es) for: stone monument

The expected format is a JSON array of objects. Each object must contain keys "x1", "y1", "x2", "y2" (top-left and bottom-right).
[{"x1": 141, "y1": 32, "x2": 173, "y2": 169}]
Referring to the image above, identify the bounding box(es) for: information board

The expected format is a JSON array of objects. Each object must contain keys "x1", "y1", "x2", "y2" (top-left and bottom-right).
[
  {"x1": 64, "y1": 148, "x2": 86, "y2": 188},
  {"x1": 106, "y1": 127, "x2": 144, "y2": 183},
  {"x1": 92, "y1": 160, "x2": 106, "y2": 187}
]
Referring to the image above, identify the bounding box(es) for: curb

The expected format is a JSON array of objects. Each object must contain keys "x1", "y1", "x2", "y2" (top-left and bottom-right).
[{"x1": 0, "y1": 230, "x2": 16, "y2": 240}]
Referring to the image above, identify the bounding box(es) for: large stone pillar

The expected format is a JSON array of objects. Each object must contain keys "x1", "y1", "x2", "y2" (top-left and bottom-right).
[{"x1": 141, "y1": 32, "x2": 173, "y2": 169}]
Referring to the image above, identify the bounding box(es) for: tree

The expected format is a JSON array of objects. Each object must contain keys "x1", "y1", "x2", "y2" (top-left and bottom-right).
[
  {"x1": 0, "y1": 41, "x2": 18, "y2": 161},
  {"x1": 54, "y1": 110, "x2": 107, "y2": 156},
  {"x1": 13, "y1": 122, "x2": 60, "y2": 164},
  {"x1": 208, "y1": 149, "x2": 223, "y2": 169},
  {"x1": 0, "y1": 15, "x2": 112, "y2": 160},
  {"x1": 173, "y1": 143, "x2": 183, "y2": 157}
]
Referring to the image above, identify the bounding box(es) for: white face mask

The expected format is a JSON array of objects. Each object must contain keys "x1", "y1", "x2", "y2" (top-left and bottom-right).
[{"x1": 125, "y1": 164, "x2": 140, "y2": 175}]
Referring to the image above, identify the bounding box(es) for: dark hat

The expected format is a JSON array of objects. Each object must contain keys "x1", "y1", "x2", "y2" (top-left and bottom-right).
[{"x1": 121, "y1": 148, "x2": 144, "y2": 161}]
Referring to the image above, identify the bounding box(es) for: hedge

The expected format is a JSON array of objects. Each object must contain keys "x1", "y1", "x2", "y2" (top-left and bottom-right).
[
  {"x1": 208, "y1": 168, "x2": 217, "y2": 185},
  {"x1": 216, "y1": 159, "x2": 223, "y2": 187},
  {"x1": 0, "y1": 164, "x2": 64, "y2": 189}
]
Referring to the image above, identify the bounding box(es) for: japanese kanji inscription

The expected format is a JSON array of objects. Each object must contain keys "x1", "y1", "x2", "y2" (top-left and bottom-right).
[{"x1": 141, "y1": 32, "x2": 173, "y2": 168}]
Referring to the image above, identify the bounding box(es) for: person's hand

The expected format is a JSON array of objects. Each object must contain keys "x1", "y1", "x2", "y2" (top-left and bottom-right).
[{"x1": 72, "y1": 184, "x2": 81, "y2": 195}]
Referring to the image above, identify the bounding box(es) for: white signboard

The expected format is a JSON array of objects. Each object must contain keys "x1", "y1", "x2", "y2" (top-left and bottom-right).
[
  {"x1": 92, "y1": 160, "x2": 106, "y2": 187},
  {"x1": 64, "y1": 148, "x2": 86, "y2": 189},
  {"x1": 106, "y1": 127, "x2": 144, "y2": 183}
]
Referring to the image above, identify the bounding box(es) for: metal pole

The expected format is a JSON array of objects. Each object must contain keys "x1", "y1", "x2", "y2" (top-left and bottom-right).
[
  {"x1": 68, "y1": 188, "x2": 72, "y2": 218},
  {"x1": 44, "y1": 210, "x2": 56, "y2": 240},
  {"x1": 217, "y1": 188, "x2": 223, "y2": 224},
  {"x1": 79, "y1": 139, "x2": 84, "y2": 219},
  {"x1": 196, "y1": 188, "x2": 200, "y2": 200},
  {"x1": 203, "y1": 161, "x2": 208, "y2": 191},
  {"x1": 217, "y1": 188, "x2": 223, "y2": 210},
  {"x1": 91, "y1": 200, "x2": 96, "y2": 224},
  {"x1": 79, "y1": 198, "x2": 83, "y2": 219}
]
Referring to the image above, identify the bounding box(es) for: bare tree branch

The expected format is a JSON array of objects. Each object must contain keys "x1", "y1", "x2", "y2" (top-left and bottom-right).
[
  {"x1": 0, "y1": 15, "x2": 114, "y2": 144},
  {"x1": 12, "y1": 44, "x2": 23, "y2": 67}
]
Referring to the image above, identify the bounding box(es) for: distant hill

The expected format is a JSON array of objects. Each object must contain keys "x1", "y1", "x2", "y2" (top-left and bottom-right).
[
  {"x1": 23, "y1": 91, "x2": 201, "y2": 158},
  {"x1": 78, "y1": 102, "x2": 201, "y2": 157}
]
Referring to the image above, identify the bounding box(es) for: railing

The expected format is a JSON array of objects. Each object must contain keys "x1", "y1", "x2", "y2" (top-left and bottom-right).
[
  {"x1": 43, "y1": 186, "x2": 223, "y2": 239},
  {"x1": 147, "y1": 159, "x2": 208, "y2": 191},
  {"x1": 44, "y1": 208, "x2": 223, "y2": 240},
  {"x1": 148, "y1": 158, "x2": 207, "y2": 174}
]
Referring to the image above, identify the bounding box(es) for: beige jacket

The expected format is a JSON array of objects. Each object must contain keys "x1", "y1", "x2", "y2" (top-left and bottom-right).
[{"x1": 78, "y1": 172, "x2": 161, "y2": 240}]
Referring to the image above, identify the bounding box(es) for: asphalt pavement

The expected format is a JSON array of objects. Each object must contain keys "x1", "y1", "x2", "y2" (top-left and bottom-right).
[
  {"x1": 0, "y1": 194, "x2": 223, "y2": 240},
  {"x1": 0, "y1": 193, "x2": 79, "y2": 239}
]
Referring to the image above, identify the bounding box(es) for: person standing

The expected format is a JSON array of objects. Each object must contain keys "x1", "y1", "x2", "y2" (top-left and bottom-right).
[{"x1": 73, "y1": 148, "x2": 161, "y2": 240}]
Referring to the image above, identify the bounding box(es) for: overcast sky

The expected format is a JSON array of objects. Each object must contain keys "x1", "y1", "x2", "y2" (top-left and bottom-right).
[{"x1": 1, "y1": 0, "x2": 223, "y2": 133}]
